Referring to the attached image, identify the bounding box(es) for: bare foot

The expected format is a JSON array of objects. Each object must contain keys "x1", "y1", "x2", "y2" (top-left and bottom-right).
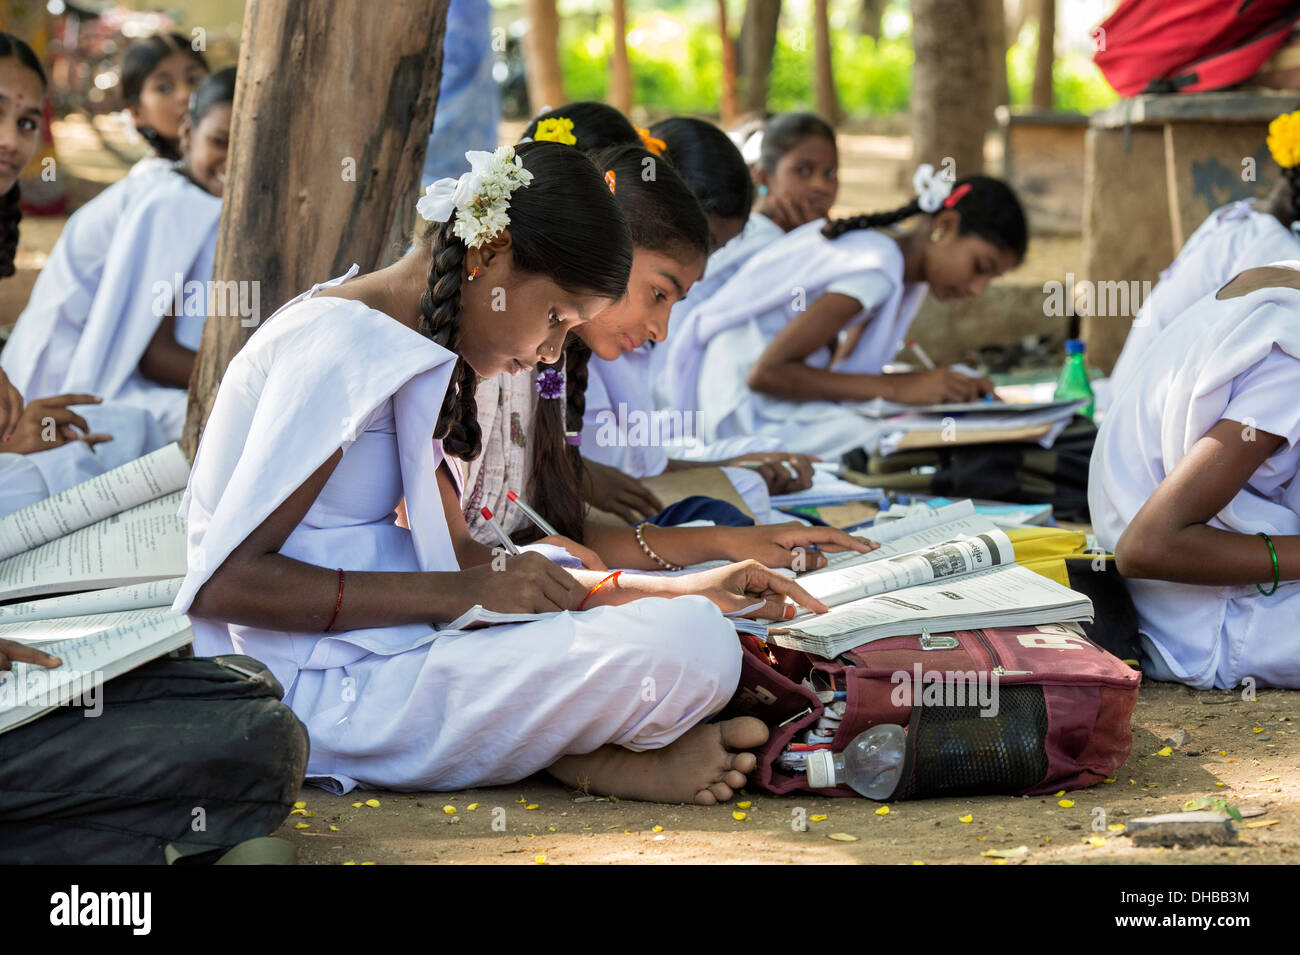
[{"x1": 548, "y1": 717, "x2": 769, "y2": 805}]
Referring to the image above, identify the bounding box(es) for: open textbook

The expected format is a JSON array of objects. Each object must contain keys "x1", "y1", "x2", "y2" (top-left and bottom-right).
[
  {"x1": 0, "y1": 443, "x2": 189, "y2": 561},
  {"x1": 0, "y1": 608, "x2": 193, "y2": 735}
]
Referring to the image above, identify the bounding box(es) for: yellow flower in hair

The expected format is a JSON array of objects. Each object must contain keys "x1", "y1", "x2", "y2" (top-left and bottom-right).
[
  {"x1": 636, "y1": 126, "x2": 667, "y2": 156},
  {"x1": 1267, "y1": 110, "x2": 1300, "y2": 170},
  {"x1": 534, "y1": 116, "x2": 577, "y2": 146}
]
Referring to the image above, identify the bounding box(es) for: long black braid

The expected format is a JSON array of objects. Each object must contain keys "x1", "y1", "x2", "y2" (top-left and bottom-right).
[
  {"x1": 524, "y1": 334, "x2": 592, "y2": 543},
  {"x1": 420, "y1": 218, "x2": 483, "y2": 460},
  {"x1": 1284, "y1": 164, "x2": 1300, "y2": 228},
  {"x1": 822, "y1": 198, "x2": 922, "y2": 239},
  {"x1": 0, "y1": 184, "x2": 21, "y2": 280}
]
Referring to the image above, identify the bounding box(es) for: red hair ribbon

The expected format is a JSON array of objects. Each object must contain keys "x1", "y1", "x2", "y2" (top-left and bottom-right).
[{"x1": 943, "y1": 183, "x2": 972, "y2": 208}]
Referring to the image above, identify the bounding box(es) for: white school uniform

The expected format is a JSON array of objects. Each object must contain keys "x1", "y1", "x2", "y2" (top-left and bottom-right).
[
  {"x1": 1104, "y1": 201, "x2": 1300, "y2": 408},
  {"x1": 2, "y1": 170, "x2": 219, "y2": 441},
  {"x1": 662, "y1": 221, "x2": 926, "y2": 458},
  {"x1": 1089, "y1": 273, "x2": 1300, "y2": 690},
  {"x1": 174, "y1": 270, "x2": 742, "y2": 793}
]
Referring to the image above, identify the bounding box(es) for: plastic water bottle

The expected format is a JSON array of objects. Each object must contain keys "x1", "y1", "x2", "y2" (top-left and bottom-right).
[
  {"x1": 804, "y1": 724, "x2": 906, "y2": 800},
  {"x1": 1054, "y1": 338, "x2": 1094, "y2": 419}
]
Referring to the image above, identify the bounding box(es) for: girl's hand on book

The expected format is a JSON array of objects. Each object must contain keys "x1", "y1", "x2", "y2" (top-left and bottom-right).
[
  {"x1": 719, "y1": 522, "x2": 876, "y2": 571},
  {"x1": 0, "y1": 368, "x2": 23, "y2": 442},
  {"x1": 535, "y1": 534, "x2": 607, "y2": 570},
  {"x1": 0, "y1": 638, "x2": 61, "y2": 672},
  {"x1": 5, "y1": 395, "x2": 111, "y2": 455},
  {"x1": 724, "y1": 452, "x2": 817, "y2": 494},
  {"x1": 454, "y1": 551, "x2": 580, "y2": 615},
  {"x1": 672, "y1": 559, "x2": 829, "y2": 620},
  {"x1": 582, "y1": 459, "x2": 663, "y2": 523},
  {"x1": 887, "y1": 368, "x2": 995, "y2": 405}
]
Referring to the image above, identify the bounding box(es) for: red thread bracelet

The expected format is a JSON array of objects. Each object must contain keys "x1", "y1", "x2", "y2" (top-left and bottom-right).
[
  {"x1": 324, "y1": 568, "x2": 345, "y2": 632},
  {"x1": 578, "y1": 570, "x2": 621, "y2": 611}
]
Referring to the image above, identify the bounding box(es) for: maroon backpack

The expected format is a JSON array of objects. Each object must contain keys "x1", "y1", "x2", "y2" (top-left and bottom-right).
[
  {"x1": 1093, "y1": 0, "x2": 1300, "y2": 96},
  {"x1": 723, "y1": 624, "x2": 1140, "y2": 800}
]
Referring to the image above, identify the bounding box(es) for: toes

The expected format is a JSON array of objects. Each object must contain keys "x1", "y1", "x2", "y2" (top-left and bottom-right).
[
  {"x1": 721, "y1": 768, "x2": 748, "y2": 790},
  {"x1": 694, "y1": 788, "x2": 718, "y2": 806},
  {"x1": 707, "y1": 781, "x2": 734, "y2": 802},
  {"x1": 719, "y1": 716, "x2": 769, "y2": 751},
  {"x1": 730, "y1": 751, "x2": 758, "y2": 774}
]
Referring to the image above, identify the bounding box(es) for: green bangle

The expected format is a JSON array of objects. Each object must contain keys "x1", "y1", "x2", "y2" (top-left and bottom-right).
[{"x1": 1257, "y1": 532, "x2": 1279, "y2": 596}]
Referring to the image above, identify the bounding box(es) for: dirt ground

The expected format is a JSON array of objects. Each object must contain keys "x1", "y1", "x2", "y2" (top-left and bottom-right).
[{"x1": 275, "y1": 681, "x2": 1298, "y2": 865}]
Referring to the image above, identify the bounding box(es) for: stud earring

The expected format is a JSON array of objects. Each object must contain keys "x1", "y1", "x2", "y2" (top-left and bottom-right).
[
  {"x1": 930, "y1": 229, "x2": 943, "y2": 243},
  {"x1": 758, "y1": 184, "x2": 769, "y2": 197}
]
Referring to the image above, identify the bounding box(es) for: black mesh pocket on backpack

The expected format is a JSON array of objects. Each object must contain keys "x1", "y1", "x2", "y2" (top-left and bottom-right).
[{"x1": 896, "y1": 685, "x2": 1049, "y2": 799}]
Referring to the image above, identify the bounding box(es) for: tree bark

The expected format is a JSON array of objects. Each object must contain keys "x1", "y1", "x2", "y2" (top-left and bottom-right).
[
  {"x1": 910, "y1": 0, "x2": 991, "y2": 178},
  {"x1": 524, "y1": 0, "x2": 566, "y2": 114},
  {"x1": 741, "y1": 0, "x2": 782, "y2": 114},
  {"x1": 1032, "y1": 0, "x2": 1055, "y2": 111},
  {"x1": 857, "y1": 0, "x2": 886, "y2": 40},
  {"x1": 609, "y1": 0, "x2": 633, "y2": 114},
  {"x1": 182, "y1": 0, "x2": 448, "y2": 457},
  {"x1": 987, "y1": 0, "x2": 1009, "y2": 125},
  {"x1": 718, "y1": 0, "x2": 739, "y2": 125},
  {"x1": 813, "y1": 0, "x2": 842, "y2": 124}
]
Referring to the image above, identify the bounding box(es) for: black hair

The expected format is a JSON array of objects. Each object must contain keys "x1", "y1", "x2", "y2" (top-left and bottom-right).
[
  {"x1": 190, "y1": 66, "x2": 236, "y2": 126},
  {"x1": 822, "y1": 175, "x2": 1029, "y2": 261},
  {"x1": 422, "y1": 141, "x2": 632, "y2": 501},
  {"x1": 0, "y1": 32, "x2": 46, "y2": 280},
  {"x1": 650, "y1": 117, "x2": 753, "y2": 225},
  {"x1": 521, "y1": 143, "x2": 709, "y2": 544},
  {"x1": 121, "y1": 33, "x2": 209, "y2": 162},
  {"x1": 759, "y1": 111, "x2": 836, "y2": 173},
  {"x1": 522, "y1": 101, "x2": 640, "y2": 153}
]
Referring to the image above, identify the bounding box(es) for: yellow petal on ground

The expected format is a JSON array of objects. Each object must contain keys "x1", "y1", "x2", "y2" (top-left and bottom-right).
[
  {"x1": 1058, "y1": 799, "x2": 1075, "y2": 808},
  {"x1": 1258, "y1": 775, "x2": 1280, "y2": 782},
  {"x1": 810, "y1": 814, "x2": 828, "y2": 822},
  {"x1": 1085, "y1": 836, "x2": 1106, "y2": 848},
  {"x1": 466, "y1": 803, "x2": 480, "y2": 811},
  {"x1": 1103, "y1": 778, "x2": 1116, "y2": 784},
  {"x1": 994, "y1": 859, "x2": 1008, "y2": 865},
  {"x1": 351, "y1": 802, "x2": 363, "y2": 808},
  {"x1": 304, "y1": 811, "x2": 315, "y2": 818},
  {"x1": 294, "y1": 822, "x2": 310, "y2": 829},
  {"x1": 442, "y1": 805, "x2": 457, "y2": 814},
  {"x1": 526, "y1": 804, "x2": 539, "y2": 811},
  {"x1": 342, "y1": 861, "x2": 356, "y2": 866},
  {"x1": 1215, "y1": 782, "x2": 1226, "y2": 787},
  {"x1": 609, "y1": 796, "x2": 620, "y2": 802},
  {"x1": 912, "y1": 860, "x2": 925, "y2": 865},
  {"x1": 651, "y1": 825, "x2": 664, "y2": 833},
  {"x1": 980, "y1": 846, "x2": 1028, "y2": 859},
  {"x1": 534, "y1": 855, "x2": 547, "y2": 864},
  {"x1": 290, "y1": 808, "x2": 307, "y2": 816},
  {"x1": 959, "y1": 814, "x2": 973, "y2": 824},
  {"x1": 737, "y1": 801, "x2": 752, "y2": 809},
  {"x1": 1244, "y1": 819, "x2": 1279, "y2": 829},
  {"x1": 1219, "y1": 750, "x2": 1227, "y2": 756},
  {"x1": 1053, "y1": 790, "x2": 1065, "y2": 797},
  {"x1": 1108, "y1": 823, "x2": 1126, "y2": 832},
  {"x1": 361, "y1": 861, "x2": 375, "y2": 865},
  {"x1": 1129, "y1": 778, "x2": 1136, "y2": 786},
  {"x1": 733, "y1": 811, "x2": 747, "y2": 821},
  {"x1": 328, "y1": 825, "x2": 340, "y2": 832},
  {"x1": 293, "y1": 801, "x2": 307, "y2": 809},
  {"x1": 1253, "y1": 727, "x2": 1264, "y2": 734},
  {"x1": 828, "y1": 832, "x2": 858, "y2": 842},
  {"x1": 875, "y1": 806, "x2": 890, "y2": 816},
  {"x1": 1156, "y1": 746, "x2": 1172, "y2": 757},
  {"x1": 977, "y1": 836, "x2": 987, "y2": 841},
  {"x1": 364, "y1": 799, "x2": 381, "y2": 808},
  {"x1": 547, "y1": 826, "x2": 556, "y2": 832}
]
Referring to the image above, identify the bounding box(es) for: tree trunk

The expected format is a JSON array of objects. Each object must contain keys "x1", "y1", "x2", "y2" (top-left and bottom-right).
[
  {"x1": 182, "y1": 0, "x2": 448, "y2": 457},
  {"x1": 1032, "y1": 0, "x2": 1055, "y2": 111},
  {"x1": 718, "y1": 0, "x2": 739, "y2": 126},
  {"x1": 910, "y1": 0, "x2": 991, "y2": 178},
  {"x1": 813, "y1": 0, "x2": 842, "y2": 124},
  {"x1": 857, "y1": 0, "x2": 886, "y2": 40},
  {"x1": 741, "y1": 0, "x2": 782, "y2": 114},
  {"x1": 524, "y1": 0, "x2": 566, "y2": 114},
  {"x1": 987, "y1": 0, "x2": 1009, "y2": 125},
  {"x1": 609, "y1": 0, "x2": 633, "y2": 114}
]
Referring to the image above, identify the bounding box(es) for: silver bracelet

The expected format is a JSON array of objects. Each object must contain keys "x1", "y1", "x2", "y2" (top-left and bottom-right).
[{"x1": 635, "y1": 523, "x2": 682, "y2": 571}]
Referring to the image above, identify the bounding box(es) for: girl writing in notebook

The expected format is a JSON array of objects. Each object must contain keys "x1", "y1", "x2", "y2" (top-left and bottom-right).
[
  {"x1": 1103, "y1": 109, "x2": 1300, "y2": 407},
  {"x1": 1091, "y1": 262, "x2": 1300, "y2": 691},
  {"x1": 176, "y1": 141, "x2": 832, "y2": 802},
  {"x1": 2, "y1": 67, "x2": 233, "y2": 441},
  {"x1": 662, "y1": 170, "x2": 1026, "y2": 459}
]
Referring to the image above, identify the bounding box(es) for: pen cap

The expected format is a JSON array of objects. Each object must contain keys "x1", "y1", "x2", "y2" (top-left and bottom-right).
[{"x1": 805, "y1": 749, "x2": 837, "y2": 789}]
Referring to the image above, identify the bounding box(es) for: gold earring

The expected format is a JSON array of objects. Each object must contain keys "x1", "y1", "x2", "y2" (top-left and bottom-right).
[{"x1": 930, "y1": 229, "x2": 943, "y2": 243}]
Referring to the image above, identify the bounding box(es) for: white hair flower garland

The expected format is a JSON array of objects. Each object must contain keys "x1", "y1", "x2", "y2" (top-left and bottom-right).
[
  {"x1": 416, "y1": 145, "x2": 534, "y2": 248},
  {"x1": 912, "y1": 163, "x2": 955, "y2": 214}
]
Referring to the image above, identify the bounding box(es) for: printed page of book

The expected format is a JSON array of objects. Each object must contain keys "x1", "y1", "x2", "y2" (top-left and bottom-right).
[
  {"x1": 0, "y1": 578, "x2": 184, "y2": 624},
  {"x1": 0, "y1": 492, "x2": 187, "y2": 602},
  {"x1": 0, "y1": 443, "x2": 189, "y2": 561}
]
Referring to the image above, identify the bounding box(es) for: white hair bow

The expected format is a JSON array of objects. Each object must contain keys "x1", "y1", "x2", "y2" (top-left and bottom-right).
[{"x1": 912, "y1": 163, "x2": 954, "y2": 214}]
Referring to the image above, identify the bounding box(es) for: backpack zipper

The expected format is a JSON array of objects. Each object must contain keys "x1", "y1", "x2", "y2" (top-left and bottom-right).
[{"x1": 972, "y1": 629, "x2": 1033, "y2": 676}]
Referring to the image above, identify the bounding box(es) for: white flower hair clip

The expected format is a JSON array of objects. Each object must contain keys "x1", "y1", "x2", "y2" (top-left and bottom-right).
[
  {"x1": 416, "y1": 145, "x2": 535, "y2": 248},
  {"x1": 912, "y1": 163, "x2": 955, "y2": 214}
]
